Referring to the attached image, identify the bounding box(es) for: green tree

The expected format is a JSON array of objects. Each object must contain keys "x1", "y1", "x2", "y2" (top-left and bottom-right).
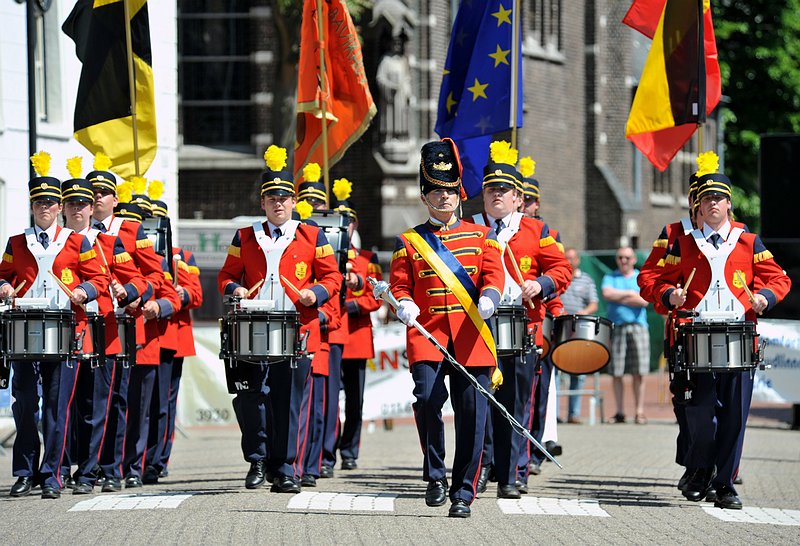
[{"x1": 714, "y1": 0, "x2": 800, "y2": 230}]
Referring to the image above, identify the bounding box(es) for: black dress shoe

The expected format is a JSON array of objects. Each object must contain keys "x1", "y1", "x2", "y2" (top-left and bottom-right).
[
  {"x1": 682, "y1": 467, "x2": 715, "y2": 502},
  {"x1": 714, "y1": 485, "x2": 743, "y2": 510},
  {"x1": 476, "y1": 466, "x2": 490, "y2": 494},
  {"x1": 102, "y1": 478, "x2": 122, "y2": 493},
  {"x1": 529, "y1": 462, "x2": 541, "y2": 476},
  {"x1": 733, "y1": 475, "x2": 743, "y2": 485},
  {"x1": 497, "y1": 484, "x2": 521, "y2": 499},
  {"x1": 705, "y1": 486, "x2": 717, "y2": 503},
  {"x1": 677, "y1": 468, "x2": 693, "y2": 491},
  {"x1": 544, "y1": 441, "x2": 563, "y2": 456},
  {"x1": 96, "y1": 475, "x2": 107, "y2": 487},
  {"x1": 300, "y1": 475, "x2": 317, "y2": 487},
  {"x1": 61, "y1": 475, "x2": 77, "y2": 491},
  {"x1": 341, "y1": 458, "x2": 357, "y2": 470},
  {"x1": 159, "y1": 469, "x2": 169, "y2": 478},
  {"x1": 245, "y1": 461, "x2": 266, "y2": 489},
  {"x1": 73, "y1": 483, "x2": 93, "y2": 495},
  {"x1": 320, "y1": 465, "x2": 334, "y2": 479},
  {"x1": 425, "y1": 478, "x2": 448, "y2": 507},
  {"x1": 10, "y1": 476, "x2": 34, "y2": 497},
  {"x1": 124, "y1": 476, "x2": 143, "y2": 488},
  {"x1": 142, "y1": 466, "x2": 160, "y2": 485},
  {"x1": 448, "y1": 499, "x2": 471, "y2": 518},
  {"x1": 271, "y1": 475, "x2": 301, "y2": 493},
  {"x1": 515, "y1": 480, "x2": 528, "y2": 494},
  {"x1": 41, "y1": 486, "x2": 61, "y2": 499}
]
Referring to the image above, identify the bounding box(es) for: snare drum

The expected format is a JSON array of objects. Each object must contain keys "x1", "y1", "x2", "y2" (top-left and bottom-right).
[
  {"x1": 115, "y1": 314, "x2": 137, "y2": 365},
  {"x1": 2, "y1": 309, "x2": 75, "y2": 361},
  {"x1": 489, "y1": 305, "x2": 530, "y2": 356},
  {"x1": 550, "y1": 315, "x2": 613, "y2": 374},
  {"x1": 77, "y1": 313, "x2": 106, "y2": 364},
  {"x1": 221, "y1": 309, "x2": 301, "y2": 363},
  {"x1": 540, "y1": 312, "x2": 554, "y2": 358},
  {"x1": 674, "y1": 321, "x2": 758, "y2": 373}
]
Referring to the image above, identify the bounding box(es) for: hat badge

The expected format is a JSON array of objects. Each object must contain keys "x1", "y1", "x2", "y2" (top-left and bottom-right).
[
  {"x1": 73, "y1": 184, "x2": 80, "y2": 190},
  {"x1": 432, "y1": 162, "x2": 452, "y2": 171},
  {"x1": 97, "y1": 175, "x2": 105, "y2": 181},
  {"x1": 40, "y1": 182, "x2": 48, "y2": 189},
  {"x1": 495, "y1": 169, "x2": 503, "y2": 176},
  {"x1": 120, "y1": 208, "x2": 127, "y2": 214}
]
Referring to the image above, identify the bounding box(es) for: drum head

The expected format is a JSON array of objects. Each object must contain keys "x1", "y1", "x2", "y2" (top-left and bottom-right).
[
  {"x1": 551, "y1": 341, "x2": 609, "y2": 374},
  {"x1": 540, "y1": 338, "x2": 551, "y2": 359}
]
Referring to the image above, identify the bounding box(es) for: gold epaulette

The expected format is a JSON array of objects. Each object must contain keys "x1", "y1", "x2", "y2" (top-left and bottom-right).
[
  {"x1": 652, "y1": 238, "x2": 668, "y2": 249},
  {"x1": 114, "y1": 252, "x2": 133, "y2": 264},
  {"x1": 540, "y1": 235, "x2": 556, "y2": 248},
  {"x1": 391, "y1": 248, "x2": 407, "y2": 262},
  {"x1": 79, "y1": 249, "x2": 97, "y2": 262},
  {"x1": 316, "y1": 244, "x2": 334, "y2": 259},
  {"x1": 3, "y1": 253, "x2": 12, "y2": 264},
  {"x1": 484, "y1": 239, "x2": 501, "y2": 251},
  {"x1": 188, "y1": 265, "x2": 200, "y2": 275},
  {"x1": 227, "y1": 245, "x2": 241, "y2": 258},
  {"x1": 665, "y1": 254, "x2": 681, "y2": 265},
  {"x1": 164, "y1": 272, "x2": 173, "y2": 281},
  {"x1": 367, "y1": 263, "x2": 382, "y2": 274},
  {"x1": 754, "y1": 250, "x2": 773, "y2": 264},
  {"x1": 136, "y1": 238, "x2": 153, "y2": 249}
]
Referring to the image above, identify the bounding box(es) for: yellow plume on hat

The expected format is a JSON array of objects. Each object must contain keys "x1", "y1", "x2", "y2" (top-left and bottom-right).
[
  {"x1": 333, "y1": 178, "x2": 352, "y2": 200},
  {"x1": 66, "y1": 156, "x2": 83, "y2": 179},
  {"x1": 148, "y1": 180, "x2": 164, "y2": 200},
  {"x1": 264, "y1": 145, "x2": 287, "y2": 171},
  {"x1": 93, "y1": 152, "x2": 112, "y2": 172},
  {"x1": 131, "y1": 175, "x2": 147, "y2": 195},
  {"x1": 303, "y1": 162, "x2": 321, "y2": 183},
  {"x1": 518, "y1": 156, "x2": 536, "y2": 178},
  {"x1": 31, "y1": 151, "x2": 52, "y2": 177},
  {"x1": 489, "y1": 140, "x2": 518, "y2": 166},
  {"x1": 117, "y1": 181, "x2": 133, "y2": 204},
  {"x1": 295, "y1": 200, "x2": 313, "y2": 220},
  {"x1": 695, "y1": 151, "x2": 719, "y2": 177}
]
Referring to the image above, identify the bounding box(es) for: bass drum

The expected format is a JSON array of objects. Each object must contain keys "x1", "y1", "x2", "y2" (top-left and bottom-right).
[
  {"x1": 550, "y1": 315, "x2": 613, "y2": 374},
  {"x1": 540, "y1": 312, "x2": 554, "y2": 358}
]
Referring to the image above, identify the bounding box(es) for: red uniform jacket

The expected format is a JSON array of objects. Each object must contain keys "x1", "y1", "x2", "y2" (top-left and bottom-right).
[
  {"x1": 342, "y1": 248, "x2": 383, "y2": 360},
  {"x1": 504, "y1": 218, "x2": 572, "y2": 345},
  {"x1": 217, "y1": 221, "x2": 342, "y2": 355},
  {"x1": 655, "y1": 231, "x2": 791, "y2": 323},
  {"x1": 172, "y1": 247, "x2": 203, "y2": 358},
  {"x1": 0, "y1": 226, "x2": 109, "y2": 352},
  {"x1": 390, "y1": 219, "x2": 504, "y2": 367}
]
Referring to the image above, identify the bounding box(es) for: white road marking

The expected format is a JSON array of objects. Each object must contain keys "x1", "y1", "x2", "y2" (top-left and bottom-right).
[
  {"x1": 68, "y1": 493, "x2": 194, "y2": 512},
  {"x1": 702, "y1": 506, "x2": 800, "y2": 525},
  {"x1": 288, "y1": 492, "x2": 397, "y2": 512},
  {"x1": 498, "y1": 497, "x2": 611, "y2": 517}
]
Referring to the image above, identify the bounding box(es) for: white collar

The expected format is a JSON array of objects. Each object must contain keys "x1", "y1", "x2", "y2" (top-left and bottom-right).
[
  {"x1": 485, "y1": 211, "x2": 514, "y2": 227},
  {"x1": 34, "y1": 221, "x2": 58, "y2": 241},
  {"x1": 267, "y1": 220, "x2": 289, "y2": 237},
  {"x1": 701, "y1": 220, "x2": 731, "y2": 242},
  {"x1": 94, "y1": 214, "x2": 113, "y2": 230}
]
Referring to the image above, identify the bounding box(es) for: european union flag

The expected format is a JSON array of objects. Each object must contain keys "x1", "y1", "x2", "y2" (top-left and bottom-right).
[{"x1": 435, "y1": 0, "x2": 523, "y2": 199}]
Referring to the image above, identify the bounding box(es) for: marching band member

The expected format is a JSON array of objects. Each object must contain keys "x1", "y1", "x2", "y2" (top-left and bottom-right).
[
  {"x1": 389, "y1": 139, "x2": 504, "y2": 518},
  {"x1": 655, "y1": 167, "x2": 790, "y2": 509},
  {"x1": 59, "y1": 159, "x2": 148, "y2": 494},
  {"x1": 0, "y1": 152, "x2": 107, "y2": 499},
  {"x1": 218, "y1": 146, "x2": 341, "y2": 492},
  {"x1": 335, "y1": 183, "x2": 383, "y2": 472}
]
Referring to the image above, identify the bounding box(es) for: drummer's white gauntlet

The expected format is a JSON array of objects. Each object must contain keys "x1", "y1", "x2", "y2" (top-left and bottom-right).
[
  {"x1": 396, "y1": 300, "x2": 420, "y2": 325},
  {"x1": 478, "y1": 295, "x2": 495, "y2": 320}
]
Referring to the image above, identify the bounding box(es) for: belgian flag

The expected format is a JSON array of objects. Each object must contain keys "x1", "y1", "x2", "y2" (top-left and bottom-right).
[
  {"x1": 63, "y1": 0, "x2": 157, "y2": 179},
  {"x1": 625, "y1": 0, "x2": 719, "y2": 172}
]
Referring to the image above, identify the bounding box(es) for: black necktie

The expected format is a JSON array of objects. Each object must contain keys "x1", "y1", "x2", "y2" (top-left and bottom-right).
[
  {"x1": 709, "y1": 233, "x2": 722, "y2": 249},
  {"x1": 38, "y1": 232, "x2": 49, "y2": 249},
  {"x1": 495, "y1": 219, "x2": 504, "y2": 235},
  {"x1": 273, "y1": 228, "x2": 282, "y2": 240},
  {"x1": 93, "y1": 221, "x2": 107, "y2": 233}
]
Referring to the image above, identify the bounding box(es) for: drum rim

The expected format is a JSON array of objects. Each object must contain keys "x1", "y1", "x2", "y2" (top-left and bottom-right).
[{"x1": 553, "y1": 314, "x2": 613, "y2": 326}]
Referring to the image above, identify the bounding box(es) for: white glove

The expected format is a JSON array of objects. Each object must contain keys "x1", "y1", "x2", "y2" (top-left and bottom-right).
[
  {"x1": 396, "y1": 300, "x2": 420, "y2": 325},
  {"x1": 478, "y1": 295, "x2": 495, "y2": 320}
]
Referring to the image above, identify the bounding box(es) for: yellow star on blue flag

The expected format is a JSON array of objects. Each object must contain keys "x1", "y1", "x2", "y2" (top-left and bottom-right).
[{"x1": 435, "y1": 0, "x2": 523, "y2": 198}]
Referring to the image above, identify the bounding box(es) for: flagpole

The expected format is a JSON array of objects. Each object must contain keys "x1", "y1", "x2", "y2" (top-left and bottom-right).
[
  {"x1": 317, "y1": 0, "x2": 330, "y2": 205},
  {"x1": 510, "y1": 0, "x2": 521, "y2": 149},
  {"x1": 123, "y1": 0, "x2": 140, "y2": 177},
  {"x1": 696, "y1": 0, "x2": 706, "y2": 153}
]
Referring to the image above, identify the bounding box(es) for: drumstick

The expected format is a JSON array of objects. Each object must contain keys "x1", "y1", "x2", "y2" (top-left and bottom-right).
[
  {"x1": 280, "y1": 275, "x2": 303, "y2": 297},
  {"x1": 504, "y1": 245, "x2": 535, "y2": 310},
  {"x1": 683, "y1": 268, "x2": 697, "y2": 294},
  {"x1": 94, "y1": 238, "x2": 114, "y2": 283},
  {"x1": 12, "y1": 280, "x2": 26, "y2": 296},
  {"x1": 172, "y1": 254, "x2": 181, "y2": 288},
  {"x1": 735, "y1": 270, "x2": 757, "y2": 304},
  {"x1": 48, "y1": 270, "x2": 86, "y2": 310},
  {"x1": 245, "y1": 278, "x2": 265, "y2": 298}
]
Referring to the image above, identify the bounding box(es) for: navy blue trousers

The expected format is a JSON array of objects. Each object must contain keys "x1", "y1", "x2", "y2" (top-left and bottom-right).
[
  {"x1": 145, "y1": 350, "x2": 175, "y2": 472},
  {"x1": 301, "y1": 373, "x2": 326, "y2": 477},
  {"x1": 523, "y1": 353, "x2": 550, "y2": 469},
  {"x1": 412, "y1": 359, "x2": 490, "y2": 505},
  {"x1": 123, "y1": 364, "x2": 157, "y2": 479},
  {"x1": 99, "y1": 360, "x2": 130, "y2": 479},
  {"x1": 491, "y1": 353, "x2": 535, "y2": 487},
  {"x1": 70, "y1": 357, "x2": 115, "y2": 485},
  {"x1": 339, "y1": 358, "x2": 367, "y2": 461},
  {"x1": 321, "y1": 344, "x2": 342, "y2": 468},
  {"x1": 232, "y1": 357, "x2": 311, "y2": 479},
  {"x1": 12, "y1": 360, "x2": 77, "y2": 489},
  {"x1": 685, "y1": 371, "x2": 753, "y2": 489},
  {"x1": 157, "y1": 357, "x2": 184, "y2": 470}
]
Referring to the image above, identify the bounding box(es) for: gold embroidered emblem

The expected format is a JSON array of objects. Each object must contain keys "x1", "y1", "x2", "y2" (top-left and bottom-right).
[
  {"x1": 432, "y1": 162, "x2": 452, "y2": 171},
  {"x1": 519, "y1": 256, "x2": 532, "y2": 273},
  {"x1": 295, "y1": 261, "x2": 308, "y2": 280},
  {"x1": 732, "y1": 269, "x2": 746, "y2": 289},
  {"x1": 61, "y1": 268, "x2": 74, "y2": 285}
]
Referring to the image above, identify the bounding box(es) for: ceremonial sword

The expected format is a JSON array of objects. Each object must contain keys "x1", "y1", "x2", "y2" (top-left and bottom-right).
[{"x1": 368, "y1": 277, "x2": 562, "y2": 468}]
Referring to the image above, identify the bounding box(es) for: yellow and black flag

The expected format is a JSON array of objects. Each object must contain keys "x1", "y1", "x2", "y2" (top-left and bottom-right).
[{"x1": 63, "y1": 0, "x2": 157, "y2": 179}]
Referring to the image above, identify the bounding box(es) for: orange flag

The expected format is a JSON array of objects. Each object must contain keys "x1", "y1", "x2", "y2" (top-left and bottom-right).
[{"x1": 295, "y1": 0, "x2": 376, "y2": 181}]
